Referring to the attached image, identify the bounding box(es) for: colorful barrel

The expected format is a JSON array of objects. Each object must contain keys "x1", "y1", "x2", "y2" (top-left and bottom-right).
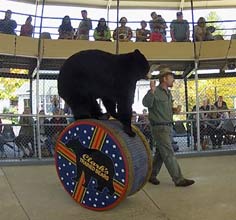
[{"x1": 55, "y1": 119, "x2": 152, "y2": 211}]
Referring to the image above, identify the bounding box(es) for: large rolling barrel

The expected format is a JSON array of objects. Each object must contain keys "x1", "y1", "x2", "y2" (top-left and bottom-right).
[{"x1": 55, "y1": 119, "x2": 152, "y2": 211}]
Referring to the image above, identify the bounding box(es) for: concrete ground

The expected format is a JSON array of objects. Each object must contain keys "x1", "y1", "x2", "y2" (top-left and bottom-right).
[{"x1": 1, "y1": 155, "x2": 236, "y2": 220}]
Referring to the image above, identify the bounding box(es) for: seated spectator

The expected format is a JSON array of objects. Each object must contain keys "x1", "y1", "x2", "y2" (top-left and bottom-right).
[
  {"x1": 38, "y1": 110, "x2": 53, "y2": 157},
  {"x1": 58, "y1": 15, "x2": 74, "y2": 39},
  {"x1": 93, "y1": 18, "x2": 111, "y2": 41},
  {"x1": 170, "y1": 11, "x2": 190, "y2": 42},
  {"x1": 76, "y1": 10, "x2": 92, "y2": 40},
  {"x1": 214, "y1": 95, "x2": 228, "y2": 110},
  {"x1": 137, "y1": 109, "x2": 153, "y2": 150},
  {"x1": 15, "y1": 107, "x2": 34, "y2": 157},
  {"x1": 0, "y1": 10, "x2": 17, "y2": 35},
  {"x1": 40, "y1": 32, "x2": 51, "y2": 39},
  {"x1": 194, "y1": 17, "x2": 214, "y2": 41},
  {"x1": 149, "y1": 12, "x2": 167, "y2": 42},
  {"x1": 113, "y1": 17, "x2": 133, "y2": 42},
  {"x1": 50, "y1": 108, "x2": 68, "y2": 146},
  {"x1": 135, "y1": 20, "x2": 150, "y2": 42},
  {"x1": 20, "y1": 15, "x2": 33, "y2": 37}
]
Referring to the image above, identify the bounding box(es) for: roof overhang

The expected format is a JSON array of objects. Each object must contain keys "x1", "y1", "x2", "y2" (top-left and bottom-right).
[{"x1": 8, "y1": 0, "x2": 236, "y2": 10}]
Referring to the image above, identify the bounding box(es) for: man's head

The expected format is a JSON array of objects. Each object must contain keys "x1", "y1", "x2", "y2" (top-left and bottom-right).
[
  {"x1": 119, "y1": 17, "x2": 127, "y2": 26},
  {"x1": 5, "y1": 10, "x2": 12, "y2": 19},
  {"x1": 81, "y1": 10, "x2": 87, "y2": 19},
  {"x1": 218, "y1": 96, "x2": 223, "y2": 102},
  {"x1": 151, "y1": 12, "x2": 158, "y2": 19},
  {"x1": 158, "y1": 67, "x2": 175, "y2": 87},
  {"x1": 176, "y1": 11, "x2": 183, "y2": 21}
]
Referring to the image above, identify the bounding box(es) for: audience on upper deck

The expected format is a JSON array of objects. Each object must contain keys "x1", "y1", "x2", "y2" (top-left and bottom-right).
[
  {"x1": 20, "y1": 15, "x2": 33, "y2": 37},
  {"x1": 149, "y1": 12, "x2": 167, "y2": 42},
  {"x1": 136, "y1": 20, "x2": 150, "y2": 42},
  {"x1": 193, "y1": 17, "x2": 214, "y2": 41},
  {"x1": 113, "y1": 17, "x2": 133, "y2": 42},
  {"x1": 0, "y1": 9, "x2": 233, "y2": 42},
  {"x1": 76, "y1": 10, "x2": 92, "y2": 40},
  {"x1": 0, "y1": 10, "x2": 17, "y2": 35},
  {"x1": 170, "y1": 11, "x2": 190, "y2": 42},
  {"x1": 58, "y1": 15, "x2": 74, "y2": 39},
  {"x1": 93, "y1": 18, "x2": 111, "y2": 41}
]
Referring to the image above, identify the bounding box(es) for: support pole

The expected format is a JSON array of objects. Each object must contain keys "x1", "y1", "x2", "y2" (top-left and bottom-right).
[
  {"x1": 115, "y1": 0, "x2": 120, "y2": 54},
  {"x1": 35, "y1": 0, "x2": 46, "y2": 159}
]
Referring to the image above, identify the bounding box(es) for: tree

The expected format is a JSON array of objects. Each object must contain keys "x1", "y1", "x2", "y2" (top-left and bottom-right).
[
  {"x1": 206, "y1": 11, "x2": 225, "y2": 37},
  {"x1": 0, "y1": 69, "x2": 28, "y2": 99}
]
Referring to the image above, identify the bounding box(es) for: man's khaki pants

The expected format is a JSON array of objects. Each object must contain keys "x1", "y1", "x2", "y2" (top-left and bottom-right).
[{"x1": 151, "y1": 125, "x2": 184, "y2": 184}]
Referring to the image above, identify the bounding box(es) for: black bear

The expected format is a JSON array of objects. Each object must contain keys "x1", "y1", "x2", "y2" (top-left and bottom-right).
[
  {"x1": 65, "y1": 138, "x2": 115, "y2": 195},
  {"x1": 58, "y1": 49, "x2": 150, "y2": 137}
]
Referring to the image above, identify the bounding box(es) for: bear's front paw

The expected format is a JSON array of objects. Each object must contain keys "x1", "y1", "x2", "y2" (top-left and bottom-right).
[
  {"x1": 98, "y1": 113, "x2": 110, "y2": 120},
  {"x1": 123, "y1": 126, "x2": 136, "y2": 137}
]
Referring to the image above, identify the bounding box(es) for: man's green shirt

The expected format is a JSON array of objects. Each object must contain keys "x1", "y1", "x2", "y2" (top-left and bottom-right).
[{"x1": 142, "y1": 85, "x2": 173, "y2": 124}]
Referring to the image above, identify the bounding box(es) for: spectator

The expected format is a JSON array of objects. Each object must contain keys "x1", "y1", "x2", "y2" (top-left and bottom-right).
[
  {"x1": 113, "y1": 17, "x2": 133, "y2": 42},
  {"x1": 194, "y1": 17, "x2": 214, "y2": 41},
  {"x1": 15, "y1": 107, "x2": 34, "y2": 157},
  {"x1": 93, "y1": 18, "x2": 111, "y2": 41},
  {"x1": 137, "y1": 109, "x2": 153, "y2": 150},
  {"x1": 0, "y1": 10, "x2": 17, "y2": 35},
  {"x1": 214, "y1": 96, "x2": 228, "y2": 110},
  {"x1": 170, "y1": 11, "x2": 190, "y2": 42},
  {"x1": 50, "y1": 108, "x2": 68, "y2": 146},
  {"x1": 149, "y1": 12, "x2": 167, "y2": 42},
  {"x1": 58, "y1": 15, "x2": 74, "y2": 39},
  {"x1": 38, "y1": 110, "x2": 54, "y2": 157},
  {"x1": 20, "y1": 15, "x2": 34, "y2": 37},
  {"x1": 76, "y1": 10, "x2": 92, "y2": 40},
  {"x1": 136, "y1": 20, "x2": 150, "y2": 42}
]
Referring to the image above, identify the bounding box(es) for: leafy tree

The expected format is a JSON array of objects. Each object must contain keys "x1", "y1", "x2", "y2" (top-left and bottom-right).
[
  {"x1": 0, "y1": 69, "x2": 28, "y2": 99},
  {"x1": 206, "y1": 11, "x2": 225, "y2": 37}
]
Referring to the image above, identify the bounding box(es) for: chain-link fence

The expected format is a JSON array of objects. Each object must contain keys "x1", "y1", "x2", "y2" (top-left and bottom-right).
[{"x1": 1, "y1": 76, "x2": 236, "y2": 161}]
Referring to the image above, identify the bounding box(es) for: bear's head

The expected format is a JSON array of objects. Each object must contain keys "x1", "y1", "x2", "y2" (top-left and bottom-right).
[{"x1": 132, "y1": 49, "x2": 150, "y2": 80}]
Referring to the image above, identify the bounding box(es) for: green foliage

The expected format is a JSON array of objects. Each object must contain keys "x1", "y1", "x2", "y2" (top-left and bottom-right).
[
  {"x1": 0, "y1": 69, "x2": 28, "y2": 99},
  {"x1": 206, "y1": 11, "x2": 225, "y2": 36},
  {"x1": 1, "y1": 106, "x2": 19, "y2": 124},
  {"x1": 172, "y1": 77, "x2": 236, "y2": 119}
]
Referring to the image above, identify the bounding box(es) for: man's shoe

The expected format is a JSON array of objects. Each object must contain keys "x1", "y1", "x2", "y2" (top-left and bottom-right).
[
  {"x1": 175, "y1": 179, "x2": 195, "y2": 187},
  {"x1": 149, "y1": 177, "x2": 160, "y2": 185}
]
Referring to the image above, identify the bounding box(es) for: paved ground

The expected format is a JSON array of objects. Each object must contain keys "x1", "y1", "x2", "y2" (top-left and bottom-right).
[{"x1": 1, "y1": 155, "x2": 236, "y2": 220}]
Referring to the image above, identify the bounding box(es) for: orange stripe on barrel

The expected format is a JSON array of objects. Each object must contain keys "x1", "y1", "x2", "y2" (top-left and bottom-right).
[
  {"x1": 73, "y1": 173, "x2": 85, "y2": 201},
  {"x1": 90, "y1": 128, "x2": 106, "y2": 150},
  {"x1": 57, "y1": 142, "x2": 76, "y2": 162}
]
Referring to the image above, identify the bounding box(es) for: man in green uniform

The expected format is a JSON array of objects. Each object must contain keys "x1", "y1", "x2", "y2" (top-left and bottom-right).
[{"x1": 142, "y1": 67, "x2": 195, "y2": 187}]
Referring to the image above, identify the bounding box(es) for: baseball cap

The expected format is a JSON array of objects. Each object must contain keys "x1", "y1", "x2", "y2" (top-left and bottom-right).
[
  {"x1": 177, "y1": 11, "x2": 183, "y2": 17},
  {"x1": 158, "y1": 67, "x2": 174, "y2": 78}
]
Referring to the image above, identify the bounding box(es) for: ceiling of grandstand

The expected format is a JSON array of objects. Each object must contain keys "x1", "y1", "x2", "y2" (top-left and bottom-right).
[{"x1": 9, "y1": 0, "x2": 236, "y2": 9}]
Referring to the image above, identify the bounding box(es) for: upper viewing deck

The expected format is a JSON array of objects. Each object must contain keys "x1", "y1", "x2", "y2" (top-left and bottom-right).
[{"x1": 0, "y1": 33, "x2": 236, "y2": 77}]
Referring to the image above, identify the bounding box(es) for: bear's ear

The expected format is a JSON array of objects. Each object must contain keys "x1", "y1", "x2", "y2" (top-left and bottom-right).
[{"x1": 134, "y1": 49, "x2": 141, "y2": 55}]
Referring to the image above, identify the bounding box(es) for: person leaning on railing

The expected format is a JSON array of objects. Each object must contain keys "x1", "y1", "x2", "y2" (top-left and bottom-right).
[
  {"x1": 135, "y1": 20, "x2": 150, "y2": 42},
  {"x1": 20, "y1": 15, "x2": 34, "y2": 37},
  {"x1": 58, "y1": 15, "x2": 74, "y2": 40},
  {"x1": 0, "y1": 10, "x2": 17, "y2": 35},
  {"x1": 93, "y1": 18, "x2": 111, "y2": 41},
  {"x1": 113, "y1": 17, "x2": 133, "y2": 42},
  {"x1": 76, "y1": 10, "x2": 92, "y2": 40}
]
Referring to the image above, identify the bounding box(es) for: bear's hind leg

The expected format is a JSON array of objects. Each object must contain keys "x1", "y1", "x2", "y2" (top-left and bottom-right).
[
  {"x1": 68, "y1": 95, "x2": 92, "y2": 120},
  {"x1": 90, "y1": 98, "x2": 109, "y2": 119},
  {"x1": 117, "y1": 99, "x2": 136, "y2": 137},
  {"x1": 102, "y1": 98, "x2": 118, "y2": 119}
]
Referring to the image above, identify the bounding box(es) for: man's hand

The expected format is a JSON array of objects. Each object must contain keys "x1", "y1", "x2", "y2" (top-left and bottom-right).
[{"x1": 150, "y1": 80, "x2": 156, "y2": 94}]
